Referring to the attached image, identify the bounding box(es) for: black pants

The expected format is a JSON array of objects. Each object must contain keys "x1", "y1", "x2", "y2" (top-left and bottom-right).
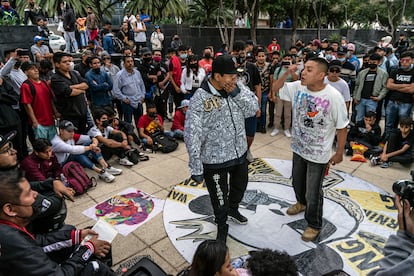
[
  {"x1": 386, "y1": 132, "x2": 413, "y2": 164},
  {"x1": 63, "y1": 116, "x2": 88, "y2": 135},
  {"x1": 203, "y1": 160, "x2": 248, "y2": 226},
  {"x1": 101, "y1": 133, "x2": 126, "y2": 160}
]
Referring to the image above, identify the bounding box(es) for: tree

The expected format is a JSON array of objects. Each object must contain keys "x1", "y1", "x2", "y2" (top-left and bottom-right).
[
  {"x1": 187, "y1": 0, "x2": 219, "y2": 26},
  {"x1": 125, "y1": 0, "x2": 188, "y2": 23}
]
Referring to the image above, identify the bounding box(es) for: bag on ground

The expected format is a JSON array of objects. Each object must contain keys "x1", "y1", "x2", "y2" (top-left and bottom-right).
[
  {"x1": 62, "y1": 161, "x2": 97, "y2": 195},
  {"x1": 151, "y1": 132, "x2": 178, "y2": 153}
]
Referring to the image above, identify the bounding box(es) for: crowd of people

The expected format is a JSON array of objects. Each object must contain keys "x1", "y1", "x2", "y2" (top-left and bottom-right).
[{"x1": 1, "y1": 1, "x2": 414, "y2": 274}]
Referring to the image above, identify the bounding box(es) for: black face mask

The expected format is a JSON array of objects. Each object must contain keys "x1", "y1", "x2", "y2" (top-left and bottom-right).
[
  {"x1": 363, "y1": 62, "x2": 369, "y2": 68},
  {"x1": 236, "y1": 56, "x2": 245, "y2": 65},
  {"x1": 92, "y1": 68, "x2": 101, "y2": 74},
  {"x1": 190, "y1": 63, "x2": 198, "y2": 69},
  {"x1": 15, "y1": 60, "x2": 22, "y2": 68},
  {"x1": 102, "y1": 120, "x2": 110, "y2": 128},
  {"x1": 148, "y1": 112, "x2": 157, "y2": 118},
  {"x1": 368, "y1": 63, "x2": 378, "y2": 69},
  {"x1": 14, "y1": 196, "x2": 46, "y2": 221},
  {"x1": 143, "y1": 57, "x2": 152, "y2": 63},
  {"x1": 204, "y1": 53, "x2": 211, "y2": 59}
]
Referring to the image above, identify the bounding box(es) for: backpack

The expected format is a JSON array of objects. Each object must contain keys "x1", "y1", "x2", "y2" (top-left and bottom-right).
[
  {"x1": 151, "y1": 132, "x2": 178, "y2": 153},
  {"x1": 113, "y1": 36, "x2": 124, "y2": 53},
  {"x1": 119, "y1": 256, "x2": 168, "y2": 276},
  {"x1": 62, "y1": 161, "x2": 97, "y2": 195}
]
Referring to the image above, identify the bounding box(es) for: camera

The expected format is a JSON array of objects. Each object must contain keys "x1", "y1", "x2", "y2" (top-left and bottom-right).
[{"x1": 392, "y1": 179, "x2": 414, "y2": 207}]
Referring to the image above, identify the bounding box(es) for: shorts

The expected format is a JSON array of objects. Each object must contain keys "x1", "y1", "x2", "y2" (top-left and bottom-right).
[{"x1": 245, "y1": 116, "x2": 257, "y2": 137}]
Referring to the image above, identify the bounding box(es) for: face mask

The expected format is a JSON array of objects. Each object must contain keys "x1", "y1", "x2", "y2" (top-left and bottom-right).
[
  {"x1": 143, "y1": 57, "x2": 152, "y2": 63},
  {"x1": 236, "y1": 56, "x2": 245, "y2": 65},
  {"x1": 190, "y1": 63, "x2": 198, "y2": 69},
  {"x1": 338, "y1": 57, "x2": 346, "y2": 63},
  {"x1": 102, "y1": 120, "x2": 110, "y2": 128},
  {"x1": 368, "y1": 63, "x2": 378, "y2": 69},
  {"x1": 148, "y1": 112, "x2": 157, "y2": 118},
  {"x1": 69, "y1": 62, "x2": 75, "y2": 70},
  {"x1": 14, "y1": 196, "x2": 45, "y2": 221},
  {"x1": 400, "y1": 64, "x2": 414, "y2": 70},
  {"x1": 180, "y1": 54, "x2": 187, "y2": 60},
  {"x1": 15, "y1": 60, "x2": 21, "y2": 68},
  {"x1": 325, "y1": 54, "x2": 332, "y2": 61},
  {"x1": 204, "y1": 53, "x2": 211, "y2": 59},
  {"x1": 153, "y1": 56, "x2": 162, "y2": 63},
  {"x1": 346, "y1": 51, "x2": 351, "y2": 58},
  {"x1": 363, "y1": 62, "x2": 369, "y2": 68},
  {"x1": 92, "y1": 68, "x2": 101, "y2": 73}
]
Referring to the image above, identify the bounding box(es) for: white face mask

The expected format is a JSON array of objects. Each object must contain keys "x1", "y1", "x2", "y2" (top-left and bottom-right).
[{"x1": 69, "y1": 62, "x2": 75, "y2": 71}]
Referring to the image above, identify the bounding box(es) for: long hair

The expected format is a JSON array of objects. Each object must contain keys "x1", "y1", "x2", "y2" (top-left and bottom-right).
[
  {"x1": 186, "y1": 54, "x2": 199, "y2": 78},
  {"x1": 189, "y1": 240, "x2": 228, "y2": 276}
]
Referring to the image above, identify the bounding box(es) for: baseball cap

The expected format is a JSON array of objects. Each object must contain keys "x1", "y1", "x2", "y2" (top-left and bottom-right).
[
  {"x1": 178, "y1": 99, "x2": 190, "y2": 109},
  {"x1": 141, "y1": 47, "x2": 151, "y2": 55},
  {"x1": 337, "y1": 46, "x2": 347, "y2": 55},
  {"x1": 212, "y1": 54, "x2": 238, "y2": 75},
  {"x1": 329, "y1": 60, "x2": 342, "y2": 69},
  {"x1": 58, "y1": 120, "x2": 78, "y2": 132},
  {"x1": 16, "y1": 49, "x2": 30, "y2": 57},
  {"x1": 34, "y1": 35, "x2": 45, "y2": 43},
  {"x1": 0, "y1": 131, "x2": 16, "y2": 149},
  {"x1": 347, "y1": 43, "x2": 355, "y2": 51},
  {"x1": 374, "y1": 46, "x2": 386, "y2": 52},
  {"x1": 312, "y1": 39, "x2": 321, "y2": 47},
  {"x1": 21, "y1": 61, "x2": 37, "y2": 72},
  {"x1": 321, "y1": 38, "x2": 329, "y2": 43}
]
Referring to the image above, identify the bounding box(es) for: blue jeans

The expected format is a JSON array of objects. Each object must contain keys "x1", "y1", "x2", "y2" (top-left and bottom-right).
[
  {"x1": 172, "y1": 129, "x2": 184, "y2": 140},
  {"x1": 385, "y1": 100, "x2": 413, "y2": 139},
  {"x1": 356, "y1": 98, "x2": 378, "y2": 123},
  {"x1": 259, "y1": 90, "x2": 268, "y2": 128},
  {"x1": 66, "y1": 150, "x2": 103, "y2": 170},
  {"x1": 64, "y1": 31, "x2": 78, "y2": 53},
  {"x1": 291, "y1": 153, "x2": 327, "y2": 229},
  {"x1": 122, "y1": 102, "x2": 143, "y2": 127}
]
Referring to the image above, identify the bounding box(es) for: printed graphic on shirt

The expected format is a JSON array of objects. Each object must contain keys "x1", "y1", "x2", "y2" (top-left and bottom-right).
[{"x1": 164, "y1": 158, "x2": 396, "y2": 276}]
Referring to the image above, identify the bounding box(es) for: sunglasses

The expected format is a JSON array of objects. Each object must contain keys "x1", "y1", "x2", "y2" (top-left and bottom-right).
[{"x1": 329, "y1": 68, "x2": 340, "y2": 73}]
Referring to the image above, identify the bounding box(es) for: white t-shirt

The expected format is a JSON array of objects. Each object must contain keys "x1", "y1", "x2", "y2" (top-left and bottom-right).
[
  {"x1": 324, "y1": 76, "x2": 351, "y2": 103},
  {"x1": 279, "y1": 81, "x2": 349, "y2": 163},
  {"x1": 134, "y1": 21, "x2": 146, "y2": 43},
  {"x1": 88, "y1": 126, "x2": 113, "y2": 146}
]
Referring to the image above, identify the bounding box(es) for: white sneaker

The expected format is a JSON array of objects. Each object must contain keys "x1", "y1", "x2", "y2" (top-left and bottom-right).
[
  {"x1": 106, "y1": 166, "x2": 122, "y2": 175},
  {"x1": 99, "y1": 171, "x2": 115, "y2": 183},
  {"x1": 284, "y1": 129, "x2": 292, "y2": 138},
  {"x1": 246, "y1": 150, "x2": 254, "y2": 163},
  {"x1": 270, "y1": 128, "x2": 279, "y2": 137},
  {"x1": 119, "y1": 157, "x2": 134, "y2": 166}
]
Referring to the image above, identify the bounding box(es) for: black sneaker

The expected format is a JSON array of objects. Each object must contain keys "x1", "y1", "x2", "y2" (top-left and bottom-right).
[{"x1": 228, "y1": 209, "x2": 248, "y2": 225}]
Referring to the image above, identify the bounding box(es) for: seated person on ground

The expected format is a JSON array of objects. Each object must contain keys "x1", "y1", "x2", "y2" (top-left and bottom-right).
[
  {"x1": 20, "y1": 138, "x2": 63, "y2": 182},
  {"x1": 0, "y1": 169, "x2": 115, "y2": 275},
  {"x1": 104, "y1": 106, "x2": 142, "y2": 148},
  {"x1": 51, "y1": 120, "x2": 122, "y2": 183},
  {"x1": 171, "y1": 99, "x2": 189, "y2": 140},
  {"x1": 184, "y1": 239, "x2": 247, "y2": 276},
  {"x1": 88, "y1": 109, "x2": 135, "y2": 166},
  {"x1": 137, "y1": 103, "x2": 173, "y2": 148},
  {"x1": 370, "y1": 117, "x2": 414, "y2": 168},
  {"x1": 246, "y1": 248, "x2": 298, "y2": 276},
  {"x1": 0, "y1": 131, "x2": 75, "y2": 234},
  {"x1": 345, "y1": 111, "x2": 382, "y2": 157}
]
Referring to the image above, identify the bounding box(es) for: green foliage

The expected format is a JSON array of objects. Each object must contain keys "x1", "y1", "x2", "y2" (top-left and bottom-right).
[
  {"x1": 186, "y1": 0, "x2": 219, "y2": 26},
  {"x1": 0, "y1": 15, "x2": 19, "y2": 25},
  {"x1": 125, "y1": 0, "x2": 188, "y2": 22},
  {"x1": 328, "y1": 33, "x2": 341, "y2": 43}
]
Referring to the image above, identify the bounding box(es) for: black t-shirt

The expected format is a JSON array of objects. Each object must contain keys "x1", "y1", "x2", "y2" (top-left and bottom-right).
[
  {"x1": 388, "y1": 67, "x2": 414, "y2": 103},
  {"x1": 361, "y1": 71, "x2": 377, "y2": 99},
  {"x1": 237, "y1": 62, "x2": 262, "y2": 93}
]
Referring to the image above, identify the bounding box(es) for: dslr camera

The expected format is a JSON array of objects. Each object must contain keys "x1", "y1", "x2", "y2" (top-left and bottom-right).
[{"x1": 392, "y1": 179, "x2": 414, "y2": 207}]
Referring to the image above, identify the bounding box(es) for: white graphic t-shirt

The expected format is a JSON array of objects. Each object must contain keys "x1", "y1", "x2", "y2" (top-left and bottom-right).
[{"x1": 279, "y1": 81, "x2": 349, "y2": 163}]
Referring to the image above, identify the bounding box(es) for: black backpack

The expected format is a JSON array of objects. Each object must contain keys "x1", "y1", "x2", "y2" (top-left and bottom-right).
[
  {"x1": 113, "y1": 36, "x2": 124, "y2": 53},
  {"x1": 151, "y1": 132, "x2": 178, "y2": 153},
  {"x1": 119, "y1": 256, "x2": 168, "y2": 276}
]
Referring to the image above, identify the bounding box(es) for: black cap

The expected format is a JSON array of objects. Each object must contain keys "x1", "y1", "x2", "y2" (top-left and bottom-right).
[
  {"x1": 374, "y1": 46, "x2": 386, "y2": 52},
  {"x1": 0, "y1": 131, "x2": 16, "y2": 149},
  {"x1": 21, "y1": 61, "x2": 37, "y2": 72},
  {"x1": 141, "y1": 47, "x2": 151, "y2": 55},
  {"x1": 337, "y1": 46, "x2": 347, "y2": 55},
  {"x1": 369, "y1": 53, "x2": 382, "y2": 61},
  {"x1": 58, "y1": 120, "x2": 78, "y2": 132},
  {"x1": 212, "y1": 54, "x2": 238, "y2": 75},
  {"x1": 245, "y1": 40, "x2": 254, "y2": 45},
  {"x1": 16, "y1": 49, "x2": 30, "y2": 56},
  {"x1": 329, "y1": 60, "x2": 342, "y2": 69}
]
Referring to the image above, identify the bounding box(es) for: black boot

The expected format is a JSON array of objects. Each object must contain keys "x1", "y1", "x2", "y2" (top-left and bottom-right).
[{"x1": 216, "y1": 224, "x2": 229, "y2": 243}]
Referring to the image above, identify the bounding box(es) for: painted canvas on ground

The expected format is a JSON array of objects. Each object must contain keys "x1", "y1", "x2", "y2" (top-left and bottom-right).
[
  {"x1": 163, "y1": 158, "x2": 398, "y2": 276},
  {"x1": 83, "y1": 187, "x2": 164, "y2": 236}
]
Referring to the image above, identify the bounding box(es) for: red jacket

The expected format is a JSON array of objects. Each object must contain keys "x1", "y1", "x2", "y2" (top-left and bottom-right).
[
  {"x1": 170, "y1": 55, "x2": 182, "y2": 86},
  {"x1": 20, "y1": 153, "x2": 62, "y2": 181},
  {"x1": 171, "y1": 109, "x2": 185, "y2": 131}
]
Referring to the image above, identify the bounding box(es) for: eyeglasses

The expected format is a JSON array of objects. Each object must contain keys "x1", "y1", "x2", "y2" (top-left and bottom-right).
[
  {"x1": 329, "y1": 68, "x2": 340, "y2": 73},
  {"x1": 0, "y1": 142, "x2": 14, "y2": 155}
]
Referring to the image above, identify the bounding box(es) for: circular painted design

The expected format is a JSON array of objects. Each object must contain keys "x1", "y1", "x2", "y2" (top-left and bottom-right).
[{"x1": 163, "y1": 158, "x2": 398, "y2": 275}]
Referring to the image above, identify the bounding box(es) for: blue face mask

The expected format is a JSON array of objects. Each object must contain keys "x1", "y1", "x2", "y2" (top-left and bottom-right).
[
  {"x1": 400, "y1": 64, "x2": 414, "y2": 70},
  {"x1": 338, "y1": 57, "x2": 346, "y2": 63},
  {"x1": 180, "y1": 54, "x2": 188, "y2": 60},
  {"x1": 325, "y1": 54, "x2": 332, "y2": 61}
]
